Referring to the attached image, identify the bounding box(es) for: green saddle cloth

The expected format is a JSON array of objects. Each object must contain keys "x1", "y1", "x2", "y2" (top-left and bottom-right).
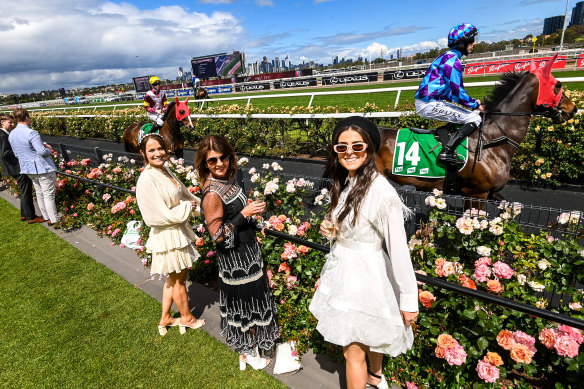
[
  {"x1": 138, "y1": 123, "x2": 159, "y2": 145},
  {"x1": 392, "y1": 128, "x2": 469, "y2": 178}
]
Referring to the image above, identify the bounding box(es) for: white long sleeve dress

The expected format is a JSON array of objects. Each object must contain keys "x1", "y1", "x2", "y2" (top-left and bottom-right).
[
  {"x1": 136, "y1": 164, "x2": 201, "y2": 275},
  {"x1": 309, "y1": 173, "x2": 419, "y2": 356}
]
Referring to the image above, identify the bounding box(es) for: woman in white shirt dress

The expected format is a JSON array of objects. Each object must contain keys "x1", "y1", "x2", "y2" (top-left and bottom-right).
[
  {"x1": 309, "y1": 117, "x2": 419, "y2": 389},
  {"x1": 136, "y1": 134, "x2": 205, "y2": 336}
]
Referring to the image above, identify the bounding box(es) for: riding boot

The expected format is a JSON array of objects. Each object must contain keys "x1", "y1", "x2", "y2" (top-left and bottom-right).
[
  {"x1": 149, "y1": 123, "x2": 161, "y2": 134},
  {"x1": 438, "y1": 122, "x2": 477, "y2": 164}
]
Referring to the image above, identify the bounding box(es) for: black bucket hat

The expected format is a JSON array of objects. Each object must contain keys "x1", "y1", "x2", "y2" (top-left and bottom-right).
[{"x1": 332, "y1": 116, "x2": 381, "y2": 152}]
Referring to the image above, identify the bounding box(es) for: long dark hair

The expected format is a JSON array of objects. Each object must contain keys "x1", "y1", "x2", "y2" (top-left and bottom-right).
[
  {"x1": 325, "y1": 124, "x2": 378, "y2": 226},
  {"x1": 194, "y1": 135, "x2": 237, "y2": 184}
]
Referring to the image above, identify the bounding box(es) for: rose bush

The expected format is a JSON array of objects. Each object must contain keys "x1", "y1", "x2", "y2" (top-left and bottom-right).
[{"x1": 3, "y1": 154, "x2": 583, "y2": 388}]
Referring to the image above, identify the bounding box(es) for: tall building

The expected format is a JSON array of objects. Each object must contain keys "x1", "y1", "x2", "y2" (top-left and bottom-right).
[
  {"x1": 543, "y1": 15, "x2": 565, "y2": 35},
  {"x1": 570, "y1": 1, "x2": 584, "y2": 27}
]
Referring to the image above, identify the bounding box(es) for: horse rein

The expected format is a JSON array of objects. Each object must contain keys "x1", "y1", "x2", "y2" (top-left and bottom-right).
[{"x1": 477, "y1": 95, "x2": 568, "y2": 156}]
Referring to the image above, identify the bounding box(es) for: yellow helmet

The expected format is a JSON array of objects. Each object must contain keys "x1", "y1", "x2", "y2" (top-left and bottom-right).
[{"x1": 149, "y1": 76, "x2": 161, "y2": 85}]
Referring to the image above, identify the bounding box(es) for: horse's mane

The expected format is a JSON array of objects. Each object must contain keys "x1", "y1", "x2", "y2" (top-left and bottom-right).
[
  {"x1": 484, "y1": 72, "x2": 529, "y2": 112},
  {"x1": 162, "y1": 101, "x2": 176, "y2": 120}
]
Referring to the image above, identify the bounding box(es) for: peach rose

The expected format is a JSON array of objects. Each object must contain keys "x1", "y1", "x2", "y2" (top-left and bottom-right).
[
  {"x1": 274, "y1": 222, "x2": 285, "y2": 231},
  {"x1": 483, "y1": 352, "x2": 503, "y2": 367},
  {"x1": 461, "y1": 277, "x2": 477, "y2": 290},
  {"x1": 278, "y1": 214, "x2": 287, "y2": 221},
  {"x1": 278, "y1": 262, "x2": 290, "y2": 273},
  {"x1": 297, "y1": 245, "x2": 310, "y2": 254},
  {"x1": 435, "y1": 257, "x2": 446, "y2": 267},
  {"x1": 435, "y1": 345, "x2": 446, "y2": 358},
  {"x1": 487, "y1": 279, "x2": 504, "y2": 293},
  {"x1": 496, "y1": 330, "x2": 515, "y2": 350},
  {"x1": 419, "y1": 290, "x2": 437, "y2": 309},
  {"x1": 437, "y1": 334, "x2": 457, "y2": 349},
  {"x1": 509, "y1": 344, "x2": 534, "y2": 364},
  {"x1": 539, "y1": 327, "x2": 557, "y2": 350}
]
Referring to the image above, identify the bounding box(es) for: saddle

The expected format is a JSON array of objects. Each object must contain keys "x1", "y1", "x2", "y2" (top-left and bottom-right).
[{"x1": 408, "y1": 123, "x2": 463, "y2": 194}]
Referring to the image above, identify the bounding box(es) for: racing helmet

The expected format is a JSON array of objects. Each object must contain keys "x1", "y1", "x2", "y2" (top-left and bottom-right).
[
  {"x1": 149, "y1": 76, "x2": 161, "y2": 85},
  {"x1": 448, "y1": 23, "x2": 478, "y2": 48}
]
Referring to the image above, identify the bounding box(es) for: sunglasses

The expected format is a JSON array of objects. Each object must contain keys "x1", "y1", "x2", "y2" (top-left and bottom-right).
[
  {"x1": 206, "y1": 154, "x2": 230, "y2": 166},
  {"x1": 333, "y1": 142, "x2": 368, "y2": 154},
  {"x1": 152, "y1": 82, "x2": 161, "y2": 86}
]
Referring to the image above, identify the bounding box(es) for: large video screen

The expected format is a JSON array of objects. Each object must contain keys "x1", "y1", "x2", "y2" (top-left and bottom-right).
[
  {"x1": 191, "y1": 52, "x2": 244, "y2": 79},
  {"x1": 133, "y1": 76, "x2": 152, "y2": 93}
]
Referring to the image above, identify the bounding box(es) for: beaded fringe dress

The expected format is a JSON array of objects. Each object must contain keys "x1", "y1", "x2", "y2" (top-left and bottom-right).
[{"x1": 202, "y1": 178, "x2": 279, "y2": 355}]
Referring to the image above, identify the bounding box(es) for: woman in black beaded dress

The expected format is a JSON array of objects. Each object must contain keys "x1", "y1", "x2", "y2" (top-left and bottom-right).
[{"x1": 195, "y1": 135, "x2": 279, "y2": 370}]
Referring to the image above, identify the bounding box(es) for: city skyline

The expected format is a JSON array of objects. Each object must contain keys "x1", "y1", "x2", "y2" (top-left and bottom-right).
[{"x1": 0, "y1": 0, "x2": 576, "y2": 94}]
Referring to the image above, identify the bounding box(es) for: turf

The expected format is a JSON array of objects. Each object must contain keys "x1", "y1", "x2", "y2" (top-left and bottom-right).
[{"x1": 0, "y1": 198, "x2": 286, "y2": 389}]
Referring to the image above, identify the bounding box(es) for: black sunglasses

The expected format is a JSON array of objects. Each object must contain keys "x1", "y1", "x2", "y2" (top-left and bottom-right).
[
  {"x1": 206, "y1": 154, "x2": 230, "y2": 166},
  {"x1": 152, "y1": 82, "x2": 161, "y2": 86}
]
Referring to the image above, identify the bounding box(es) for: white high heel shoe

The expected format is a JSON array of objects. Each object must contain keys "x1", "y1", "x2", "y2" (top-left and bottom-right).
[
  {"x1": 157, "y1": 319, "x2": 180, "y2": 336},
  {"x1": 178, "y1": 318, "x2": 205, "y2": 334},
  {"x1": 239, "y1": 346, "x2": 270, "y2": 371},
  {"x1": 366, "y1": 370, "x2": 389, "y2": 389}
]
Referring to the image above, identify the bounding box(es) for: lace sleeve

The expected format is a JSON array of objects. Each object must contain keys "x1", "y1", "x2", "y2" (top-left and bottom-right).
[
  {"x1": 202, "y1": 191, "x2": 237, "y2": 249},
  {"x1": 366, "y1": 178, "x2": 418, "y2": 313}
]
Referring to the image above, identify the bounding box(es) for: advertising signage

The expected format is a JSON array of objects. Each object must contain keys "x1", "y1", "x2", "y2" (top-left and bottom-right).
[
  {"x1": 383, "y1": 68, "x2": 426, "y2": 81},
  {"x1": 274, "y1": 78, "x2": 318, "y2": 89},
  {"x1": 191, "y1": 52, "x2": 245, "y2": 79},
  {"x1": 236, "y1": 82, "x2": 271, "y2": 92},
  {"x1": 464, "y1": 56, "x2": 566, "y2": 75},
  {"x1": 321, "y1": 72, "x2": 378, "y2": 85}
]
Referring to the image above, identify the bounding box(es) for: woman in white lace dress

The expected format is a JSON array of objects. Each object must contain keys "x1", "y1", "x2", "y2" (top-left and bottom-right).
[
  {"x1": 309, "y1": 117, "x2": 419, "y2": 389},
  {"x1": 136, "y1": 134, "x2": 205, "y2": 336}
]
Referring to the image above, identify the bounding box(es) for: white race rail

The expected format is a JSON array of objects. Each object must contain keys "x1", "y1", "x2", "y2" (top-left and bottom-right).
[{"x1": 6, "y1": 77, "x2": 584, "y2": 117}]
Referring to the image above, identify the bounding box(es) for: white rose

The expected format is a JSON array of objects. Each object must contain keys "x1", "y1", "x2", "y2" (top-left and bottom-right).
[
  {"x1": 286, "y1": 183, "x2": 295, "y2": 193},
  {"x1": 288, "y1": 225, "x2": 298, "y2": 235},
  {"x1": 528, "y1": 281, "x2": 545, "y2": 292},
  {"x1": 537, "y1": 259, "x2": 551, "y2": 270},
  {"x1": 476, "y1": 246, "x2": 492, "y2": 257},
  {"x1": 251, "y1": 174, "x2": 260, "y2": 183},
  {"x1": 263, "y1": 163, "x2": 270, "y2": 169},
  {"x1": 248, "y1": 167, "x2": 256, "y2": 175},
  {"x1": 435, "y1": 198, "x2": 447, "y2": 209},
  {"x1": 517, "y1": 274, "x2": 527, "y2": 285}
]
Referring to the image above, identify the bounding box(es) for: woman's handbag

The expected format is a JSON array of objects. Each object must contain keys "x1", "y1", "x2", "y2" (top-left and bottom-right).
[{"x1": 120, "y1": 221, "x2": 143, "y2": 249}]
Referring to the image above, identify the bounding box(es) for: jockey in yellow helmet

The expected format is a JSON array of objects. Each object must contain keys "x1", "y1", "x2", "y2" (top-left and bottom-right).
[{"x1": 143, "y1": 76, "x2": 168, "y2": 131}]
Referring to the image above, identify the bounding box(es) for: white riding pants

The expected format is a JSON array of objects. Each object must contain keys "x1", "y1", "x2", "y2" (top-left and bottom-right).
[
  {"x1": 415, "y1": 99, "x2": 481, "y2": 126},
  {"x1": 28, "y1": 171, "x2": 58, "y2": 223},
  {"x1": 147, "y1": 112, "x2": 164, "y2": 126}
]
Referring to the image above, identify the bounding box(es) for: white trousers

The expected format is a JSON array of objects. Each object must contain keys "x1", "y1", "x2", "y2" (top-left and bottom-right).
[
  {"x1": 28, "y1": 171, "x2": 58, "y2": 223},
  {"x1": 147, "y1": 112, "x2": 164, "y2": 126},
  {"x1": 415, "y1": 99, "x2": 481, "y2": 126}
]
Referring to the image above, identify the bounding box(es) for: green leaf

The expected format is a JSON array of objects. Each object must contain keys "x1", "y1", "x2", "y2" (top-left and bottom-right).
[{"x1": 477, "y1": 337, "x2": 489, "y2": 351}]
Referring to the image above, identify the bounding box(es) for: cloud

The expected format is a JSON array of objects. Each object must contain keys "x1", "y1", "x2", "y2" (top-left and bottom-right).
[
  {"x1": 519, "y1": 0, "x2": 559, "y2": 5},
  {"x1": 0, "y1": 1, "x2": 244, "y2": 94},
  {"x1": 255, "y1": 0, "x2": 274, "y2": 6},
  {"x1": 315, "y1": 25, "x2": 429, "y2": 46},
  {"x1": 315, "y1": 0, "x2": 335, "y2": 3}
]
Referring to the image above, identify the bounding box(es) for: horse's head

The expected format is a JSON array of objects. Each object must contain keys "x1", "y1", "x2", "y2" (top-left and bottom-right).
[
  {"x1": 529, "y1": 53, "x2": 577, "y2": 123},
  {"x1": 175, "y1": 97, "x2": 194, "y2": 130}
]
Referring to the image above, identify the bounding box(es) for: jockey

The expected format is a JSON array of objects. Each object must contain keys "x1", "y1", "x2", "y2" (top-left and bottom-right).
[
  {"x1": 143, "y1": 76, "x2": 168, "y2": 132},
  {"x1": 192, "y1": 75, "x2": 200, "y2": 96},
  {"x1": 415, "y1": 23, "x2": 485, "y2": 163}
]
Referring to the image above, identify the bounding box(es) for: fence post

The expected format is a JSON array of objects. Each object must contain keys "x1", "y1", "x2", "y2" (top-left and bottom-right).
[
  {"x1": 93, "y1": 147, "x2": 104, "y2": 164},
  {"x1": 59, "y1": 143, "x2": 70, "y2": 163},
  {"x1": 394, "y1": 90, "x2": 402, "y2": 108}
]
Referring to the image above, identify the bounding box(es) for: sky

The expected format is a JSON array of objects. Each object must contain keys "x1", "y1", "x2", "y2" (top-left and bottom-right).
[{"x1": 0, "y1": 0, "x2": 576, "y2": 94}]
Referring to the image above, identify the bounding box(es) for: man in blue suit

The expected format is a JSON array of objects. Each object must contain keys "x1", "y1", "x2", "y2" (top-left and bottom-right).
[
  {"x1": 0, "y1": 115, "x2": 42, "y2": 223},
  {"x1": 9, "y1": 109, "x2": 60, "y2": 227}
]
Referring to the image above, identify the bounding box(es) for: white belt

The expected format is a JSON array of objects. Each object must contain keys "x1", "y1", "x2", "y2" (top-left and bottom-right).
[{"x1": 336, "y1": 237, "x2": 382, "y2": 252}]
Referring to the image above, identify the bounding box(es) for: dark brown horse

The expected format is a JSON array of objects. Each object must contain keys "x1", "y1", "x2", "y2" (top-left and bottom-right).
[
  {"x1": 376, "y1": 56, "x2": 577, "y2": 200},
  {"x1": 195, "y1": 88, "x2": 209, "y2": 100},
  {"x1": 123, "y1": 97, "x2": 193, "y2": 158}
]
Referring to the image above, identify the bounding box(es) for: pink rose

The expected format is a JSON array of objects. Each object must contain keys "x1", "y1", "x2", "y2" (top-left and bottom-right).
[
  {"x1": 513, "y1": 331, "x2": 537, "y2": 353},
  {"x1": 476, "y1": 360, "x2": 500, "y2": 383},
  {"x1": 539, "y1": 327, "x2": 557, "y2": 350},
  {"x1": 558, "y1": 325, "x2": 583, "y2": 345},
  {"x1": 286, "y1": 275, "x2": 298, "y2": 290},
  {"x1": 475, "y1": 257, "x2": 492, "y2": 267},
  {"x1": 492, "y1": 261, "x2": 514, "y2": 279},
  {"x1": 444, "y1": 344, "x2": 467, "y2": 366},
  {"x1": 204, "y1": 259, "x2": 210, "y2": 264},
  {"x1": 206, "y1": 251, "x2": 215, "y2": 258},
  {"x1": 406, "y1": 382, "x2": 418, "y2": 389},
  {"x1": 87, "y1": 203, "x2": 95, "y2": 211},
  {"x1": 569, "y1": 302, "x2": 582, "y2": 311},
  {"x1": 473, "y1": 264, "x2": 491, "y2": 283},
  {"x1": 119, "y1": 243, "x2": 125, "y2": 248},
  {"x1": 554, "y1": 334, "x2": 580, "y2": 358}
]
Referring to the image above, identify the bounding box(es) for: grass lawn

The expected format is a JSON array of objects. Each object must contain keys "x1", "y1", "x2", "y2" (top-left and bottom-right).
[{"x1": 0, "y1": 198, "x2": 286, "y2": 388}]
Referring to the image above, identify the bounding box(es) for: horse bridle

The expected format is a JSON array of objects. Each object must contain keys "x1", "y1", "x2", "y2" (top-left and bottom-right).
[{"x1": 474, "y1": 94, "x2": 568, "y2": 160}]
